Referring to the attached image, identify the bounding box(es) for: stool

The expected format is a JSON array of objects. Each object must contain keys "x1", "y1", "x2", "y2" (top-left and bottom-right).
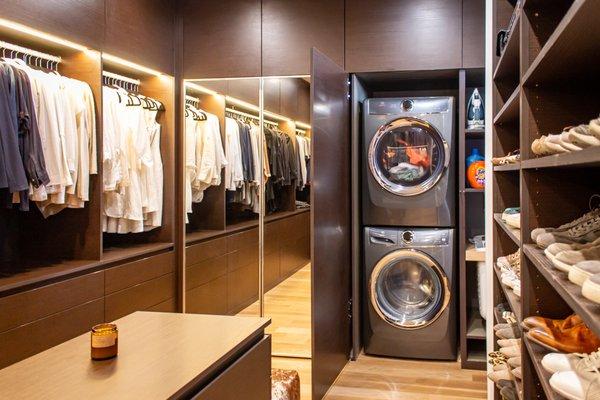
[{"x1": 271, "y1": 368, "x2": 300, "y2": 400}]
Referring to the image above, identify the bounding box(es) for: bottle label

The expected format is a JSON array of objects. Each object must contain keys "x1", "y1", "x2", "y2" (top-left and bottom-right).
[{"x1": 92, "y1": 334, "x2": 116, "y2": 348}]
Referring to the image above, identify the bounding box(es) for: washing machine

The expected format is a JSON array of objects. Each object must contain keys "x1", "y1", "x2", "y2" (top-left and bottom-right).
[
  {"x1": 363, "y1": 226, "x2": 457, "y2": 360},
  {"x1": 362, "y1": 97, "x2": 455, "y2": 227}
]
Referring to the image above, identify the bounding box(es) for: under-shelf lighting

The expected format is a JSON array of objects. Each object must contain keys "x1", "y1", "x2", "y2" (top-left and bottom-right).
[
  {"x1": 102, "y1": 53, "x2": 163, "y2": 76},
  {"x1": 295, "y1": 121, "x2": 311, "y2": 130},
  {"x1": 0, "y1": 18, "x2": 89, "y2": 52},
  {"x1": 185, "y1": 82, "x2": 219, "y2": 96}
]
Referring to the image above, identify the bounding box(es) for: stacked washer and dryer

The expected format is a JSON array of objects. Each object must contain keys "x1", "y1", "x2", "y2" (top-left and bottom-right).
[{"x1": 362, "y1": 97, "x2": 458, "y2": 360}]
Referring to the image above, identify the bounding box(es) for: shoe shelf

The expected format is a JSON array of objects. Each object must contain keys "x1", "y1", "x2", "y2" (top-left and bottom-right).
[
  {"x1": 493, "y1": 85, "x2": 520, "y2": 126},
  {"x1": 467, "y1": 313, "x2": 486, "y2": 340},
  {"x1": 523, "y1": 245, "x2": 600, "y2": 337},
  {"x1": 466, "y1": 245, "x2": 486, "y2": 262},
  {"x1": 521, "y1": 146, "x2": 600, "y2": 170},
  {"x1": 494, "y1": 214, "x2": 521, "y2": 246},
  {"x1": 494, "y1": 265, "x2": 523, "y2": 322},
  {"x1": 493, "y1": 163, "x2": 520, "y2": 172},
  {"x1": 523, "y1": 336, "x2": 566, "y2": 400},
  {"x1": 493, "y1": 11, "x2": 521, "y2": 85},
  {"x1": 522, "y1": 0, "x2": 599, "y2": 86}
]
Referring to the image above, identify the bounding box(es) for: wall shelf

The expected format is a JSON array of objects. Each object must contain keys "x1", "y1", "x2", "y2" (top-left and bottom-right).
[
  {"x1": 493, "y1": 86, "x2": 520, "y2": 125},
  {"x1": 521, "y1": 146, "x2": 600, "y2": 169},
  {"x1": 494, "y1": 214, "x2": 521, "y2": 245},
  {"x1": 466, "y1": 314, "x2": 486, "y2": 340},
  {"x1": 493, "y1": 163, "x2": 520, "y2": 172},
  {"x1": 492, "y1": 12, "x2": 521, "y2": 84},
  {"x1": 493, "y1": 265, "x2": 522, "y2": 322},
  {"x1": 523, "y1": 336, "x2": 566, "y2": 400}
]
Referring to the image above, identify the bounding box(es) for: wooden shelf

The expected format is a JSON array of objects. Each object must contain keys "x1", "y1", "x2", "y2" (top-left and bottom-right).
[
  {"x1": 493, "y1": 163, "x2": 520, "y2": 172},
  {"x1": 494, "y1": 213, "x2": 521, "y2": 245},
  {"x1": 464, "y1": 347, "x2": 487, "y2": 370},
  {"x1": 467, "y1": 313, "x2": 486, "y2": 339},
  {"x1": 493, "y1": 86, "x2": 520, "y2": 125},
  {"x1": 493, "y1": 12, "x2": 521, "y2": 83},
  {"x1": 521, "y1": 146, "x2": 600, "y2": 169},
  {"x1": 463, "y1": 188, "x2": 485, "y2": 193},
  {"x1": 465, "y1": 128, "x2": 485, "y2": 139},
  {"x1": 493, "y1": 265, "x2": 522, "y2": 322},
  {"x1": 466, "y1": 245, "x2": 486, "y2": 262},
  {"x1": 102, "y1": 242, "x2": 173, "y2": 263},
  {"x1": 523, "y1": 244, "x2": 600, "y2": 337},
  {"x1": 524, "y1": 336, "x2": 566, "y2": 400},
  {"x1": 522, "y1": 0, "x2": 600, "y2": 85}
]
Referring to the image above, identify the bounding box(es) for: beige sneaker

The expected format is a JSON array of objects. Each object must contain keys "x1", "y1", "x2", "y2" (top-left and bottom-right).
[
  {"x1": 582, "y1": 274, "x2": 600, "y2": 304},
  {"x1": 552, "y1": 245, "x2": 600, "y2": 272},
  {"x1": 564, "y1": 124, "x2": 600, "y2": 148},
  {"x1": 532, "y1": 208, "x2": 600, "y2": 242},
  {"x1": 590, "y1": 115, "x2": 600, "y2": 139},
  {"x1": 536, "y1": 214, "x2": 600, "y2": 249},
  {"x1": 492, "y1": 150, "x2": 520, "y2": 166},
  {"x1": 531, "y1": 135, "x2": 556, "y2": 156},
  {"x1": 568, "y1": 260, "x2": 600, "y2": 286},
  {"x1": 544, "y1": 237, "x2": 600, "y2": 261},
  {"x1": 497, "y1": 249, "x2": 521, "y2": 271}
]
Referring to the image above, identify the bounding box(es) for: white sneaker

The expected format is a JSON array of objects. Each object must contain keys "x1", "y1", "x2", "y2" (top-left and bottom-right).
[
  {"x1": 582, "y1": 274, "x2": 600, "y2": 305},
  {"x1": 550, "y1": 371, "x2": 599, "y2": 400},
  {"x1": 542, "y1": 352, "x2": 585, "y2": 374},
  {"x1": 503, "y1": 212, "x2": 521, "y2": 229},
  {"x1": 545, "y1": 134, "x2": 571, "y2": 154},
  {"x1": 502, "y1": 272, "x2": 519, "y2": 289},
  {"x1": 590, "y1": 116, "x2": 600, "y2": 139},
  {"x1": 536, "y1": 214, "x2": 600, "y2": 249},
  {"x1": 513, "y1": 280, "x2": 521, "y2": 298},
  {"x1": 569, "y1": 261, "x2": 600, "y2": 287},
  {"x1": 545, "y1": 237, "x2": 600, "y2": 261},
  {"x1": 508, "y1": 356, "x2": 521, "y2": 368},
  {"x1": 498, "y1": 338, "x2": 521, "y2": 348},
  {"x1": 559, "y1": 130, "x2": 585, "y2": 151}
]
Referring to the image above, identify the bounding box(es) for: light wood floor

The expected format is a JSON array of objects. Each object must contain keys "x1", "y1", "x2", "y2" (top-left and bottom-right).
[{"x1": 239, "y1": 263, "x2": 312, "y2": 357}]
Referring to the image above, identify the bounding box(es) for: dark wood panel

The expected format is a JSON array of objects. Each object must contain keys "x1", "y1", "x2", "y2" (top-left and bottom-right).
[
  {"x1": 280, "y1": 78, "x2": 299, "y2": 120},
  {"x1": 105, "y1": 0, "x2": 175, "y2": 74},
  {"x1": 228, "y1": 245, "x2": 259, "y2": 273},
  {"x1": 186, "y1": 237, "x2": 228, "y2": 266},
  {"x1": 0, "y1": 272, "x2": 103, "y2": 333},
  {"x1": 227, "y1": 79, "x2": 260, "y2": 107},
  {"x1": 264, "y1": 251, "x2": 281, "y2": 290},
  {"x1": 297, "y1": 80, "x2": 311, "y2": 123},
  {"x1": 264, "y1": 78, "x2": 281, "y2": 114},
  {"x1": 227, "y1": 228, "x2": 258, "y2": 252},
  {"x1": 186, "y1": 275, "x2": 228, "y2": 315},
  {"x1": 227, "y1": 262, "x2": 259, "y2": 314},
  {"x1": 147, "y1": 297, "x2": 177, "y2": 313},
  {"x1": 262, "y1": 0, "x2": 344, "y2": 76},
  {"x1": 310, "y1": 48, "x2": 351, "y2": 400},
  {"x1": 0, "y1": 299, "x2": 104, "y2": 369},
  {"x1": 193, "y1": 336, "x2": 271, "y2": 400},
  {"x1": 345, "y1": 0, "x2": 462, "y2": 72},
  {"x1": 182, "y1": 0, "x2": 261, "y2": 78},
  {"x1": 186, "y1": 254, "x2": 228, "y2": 290},
  {"x1": 105, "y1": 252, "x2": 174, "y2": 295},
  {"x1": 105, "y1": 273, "x2": 176, "y2": 321},
  {"x1": 0, "y1": 0, "x2": 105, "y2": 49},
  {"x1": 462, "y1": 0, "x2": 485, "y2": 68}
]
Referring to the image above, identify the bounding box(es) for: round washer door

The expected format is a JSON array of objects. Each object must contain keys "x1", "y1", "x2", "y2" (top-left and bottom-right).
[
  {"x1": 370, "y1": 249, "x2": 451, "y2": 329},
  {"x1": 368, "y1": 117, "x2": 449, "y2": 196}
]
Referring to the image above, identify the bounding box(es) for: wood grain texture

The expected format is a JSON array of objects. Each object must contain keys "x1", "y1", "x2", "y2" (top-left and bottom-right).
[
  {"x1": 261, "y1": 0, "x2": 344, "y2": 76},
  {"x1": 186, "y1": 275, "x2": 229, "y2": 315},
  {"x1": 345, "y1": 0, "x2": 462, "y2": 72},
  {"x1": 462, "y1": 0, "x2": 485, "y2": 68},
  {"x1": 0, "y1": 312, "x2": 270, "y2": 400},
  {"x1": 0, "y1": 0, "x2": 105, "y2": 48},
  {"x1": 311, "y1": 49, "x2": 351, "y2": 400},
  {"x1": 104, "y1": 0, "x2": 175, "y2": 74},
  {"x1": 104, "y1": 251, "x2": 174, "y2": 294},
  {"x1": 182, "y1": 0, "x2": 261, "y2": 78}
]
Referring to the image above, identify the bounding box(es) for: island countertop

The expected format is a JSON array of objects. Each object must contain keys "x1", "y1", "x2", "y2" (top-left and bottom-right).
[{"x1": 0, "y1": 312, "x2": 271, "y2": 399}]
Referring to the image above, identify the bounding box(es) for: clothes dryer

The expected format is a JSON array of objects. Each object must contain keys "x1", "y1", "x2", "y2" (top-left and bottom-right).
[
  {"x1": 363, "y1": 227, "x2": 457, "y2": 360},
  {"x1": 362, "y1": 97, "x2": 455, "y2": 227}
]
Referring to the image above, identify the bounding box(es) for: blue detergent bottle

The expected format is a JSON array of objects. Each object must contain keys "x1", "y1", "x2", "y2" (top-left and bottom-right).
[{"x1": 466, "y1": 148, "x2": 484, "y2": 169}]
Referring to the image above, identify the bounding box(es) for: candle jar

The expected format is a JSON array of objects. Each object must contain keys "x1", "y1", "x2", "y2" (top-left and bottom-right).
[{"x1": 91, "y1": 323, "x2": 118, "y2": 360}]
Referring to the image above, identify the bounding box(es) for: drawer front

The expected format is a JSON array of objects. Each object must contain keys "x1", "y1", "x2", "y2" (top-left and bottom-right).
[
  {"x1": 227, "y1": 244, "x2": 259, "y2": 273},
  {"x1": 186, "y1": 254, "x2": 228, "y2": 290},
  {"x1": 187, "y1": 237, "x2": 228, "y2": 266},
  {"x1": 227, "y1": 262, "x2": 259, "y2": 314},
  {"x1": 227, "y1": 228, "x2": 258, "y2": 252},
  {"x1": 192, "y1": 335, "x2": 271, "y2": 400},
  {"x1": 264, "y1": 251, "x2": 280, "y2": 290},
  {"x1": 105, "y1": 251, "x2": 174, "y2": 295},
  {"x1": 186, "y1": 275, "x2": 228, "y2": 315},
  {"x1": 105, "y1": 273, "x2": 176, "y2": 321},
  {"x1": 147, "y1": 297, "x2": 177, "y2": 313},
  {"x1": 0, "y1": 271, "x2": 104, "y2": 333},
  {"x1": 0, "y1": 298, "x2": 104, "y2": 369}
]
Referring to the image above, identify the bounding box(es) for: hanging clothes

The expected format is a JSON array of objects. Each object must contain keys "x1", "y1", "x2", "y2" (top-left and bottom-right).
[
  {"x1": 101, "y1": 85, "x2": 163, "y2": 234},
  {"x1": 0, "y1": 58, "x2": 96, "y2": 215}
]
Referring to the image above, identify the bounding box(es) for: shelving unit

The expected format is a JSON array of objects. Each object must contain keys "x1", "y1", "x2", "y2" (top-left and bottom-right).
[{"x1": 490, "y1": 0, "x2": 600, "y2": 398}]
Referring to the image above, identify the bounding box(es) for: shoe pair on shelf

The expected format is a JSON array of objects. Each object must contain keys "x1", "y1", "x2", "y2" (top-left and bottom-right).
[
  {"x1": 524, "y1": 314, "x2": 600, "y2": 354},
  {"x1": 501, "y1": 207, "x2": 521, "y2": 229},
  {"x1": 488, "y1": 348, "x2": 522, "y2": 381},
  {"x1": 492, "y1": 150, "x2": 520, "y2": 166},
  {"x1": 532, "y1": 206, "x2": 600, "y2": 249},
  {"x1": 531, "y1": 115, "x2": 600, "y2": 156},
  {"x1": 543, "y1": 348, "x2": 600, "y2": 400},
  {"x1": 496, "y1": 249, "x2": 521, "y2": 298}
]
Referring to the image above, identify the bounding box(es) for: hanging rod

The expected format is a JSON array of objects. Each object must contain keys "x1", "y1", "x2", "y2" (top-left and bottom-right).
[
  {"x1": 185, "y1": 95, "x2": 199, "y2": 104},
  {"x1": 0, "y1": 40, "x2": 61, "y2": 63},
  {"x1": 103, "y1": 71, "x2": 140, "y2": 86},
  {"x1": 225, "y1": 107, "x2": 279, "y2": 126}
]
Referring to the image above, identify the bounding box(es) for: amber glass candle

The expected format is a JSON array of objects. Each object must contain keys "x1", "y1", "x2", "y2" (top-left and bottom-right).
[{"x1": 91, "y1": 323, "x2": 118, "y2": 360}]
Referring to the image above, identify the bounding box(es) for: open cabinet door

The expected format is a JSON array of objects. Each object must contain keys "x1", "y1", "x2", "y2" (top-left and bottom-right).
[{"x1": 310, "y1": 48, "x2": 351, "y2": 400}]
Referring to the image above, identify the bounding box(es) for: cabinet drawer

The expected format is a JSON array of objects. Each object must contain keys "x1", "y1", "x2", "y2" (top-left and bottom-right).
[
  {"x1": 227, "y1": 262, "x2": 259, "y2": 314},
  {"x1": 0, "y1": 271, "x2": 103, "y2": 333},
  {"x1": 186, "y1": 275, "x2": 228, "y2": 315},
  {"x1": 227, "y1": 245, "x2": 259, "y2": 273},
  {"x1": 186, "y1": 254, "x2": 228, "y2": 290},
  {"x1": 192, "y1": 335, "x2": 271, "y2": 400},
  {"x1": 227, "y1": 228, "x2": 258, "y2": 252},
  {"x1": 187, "y1": 237, "x2": 228, "y2": 266},
  {"x1": 105, "y1": 251, "x2": 174, "y2": 295},
  {"x1": 105, "y1": 273, "x2": 176, "y2": 321}
]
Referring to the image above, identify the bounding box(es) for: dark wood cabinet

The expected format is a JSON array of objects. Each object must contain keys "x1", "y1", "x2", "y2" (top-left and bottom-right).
[
  {"x1": 105, "y1": 0, "x2": 175, "y2": 74},
  {"x1": 462, "y1": 0, "x2": 485, "y2": 68},
  {"x1": 261, "y1": 0, "x2": 344, "y2": 76},
  {"x1": 182, "y1": 0, "x2": 261, "y2": 78},
  {"x1": 345, "y1": 0, "x2": 462, "y2": 72}
]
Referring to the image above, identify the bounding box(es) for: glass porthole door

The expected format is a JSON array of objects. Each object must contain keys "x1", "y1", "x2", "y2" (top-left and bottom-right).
[
  {"x1": 368, "y1": 117, "x2": 449, "y2": 196},
  {"x1": 370, "y1": 249, "x2": 450, "y2": 329}
]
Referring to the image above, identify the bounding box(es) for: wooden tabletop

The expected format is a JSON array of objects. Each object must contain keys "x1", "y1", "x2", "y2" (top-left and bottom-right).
[{"x1": 0, "y1": 312, "x2": 270, "y2": 400}]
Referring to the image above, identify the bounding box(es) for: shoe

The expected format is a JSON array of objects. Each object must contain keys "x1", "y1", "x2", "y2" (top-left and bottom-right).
[
  {"x1": 569, "y1": 261, "x2": 600, "y2": 286},
  {"x1": 508, "y1": 356, "x2": 521, "y2": 368},
  {"x1": 536, "y1": 214, "x2": 600, "y2": 249},
  {"x1": 531, "y1": 135, "x2": 553, "y2": 156},
  {"x1": 512, "y1": 281, "x2": 521, "y2": 298},
  {"x1": 553, "y1": 245, "x2": 600, "y2": 272},
  {"x1": 542, "y1": 352, "x2": 585, "y2": 374},
  {"x1": 590, "y1": 115, "x2": 600, "y2": 139},
  {"x1": 550, "y1": 370, "x2": 599, "y2": 400},
  {"x1": 496, "y1": 325, "x2": 522, "y2": 340},
  {"x1": 532, "y1": 207, "x2": 600, "y2": 244},
  {"x1": 564, "y1": 124, "x2": 600, "y2": 148},
  {"x1": 544, "y1": 133, "x2": 571, "y2": 154},
  {"x1": 522, "y1": 314, "x2": 583, "y2": 332},
  {"x1": 488, "y1": 369, "x2": 511, "y2": 383},
  {"x1": 500, "y1": 345, "x2": 521, "y2": 358},
  {"x1": 493, "y1": 363, "x2": 509, "y2": 371},
  {"x1": 499, "y1": 385, "x2": 518, "y2": 400},
  {"x1": 497, "y1": 249, "x2": 520, "y2": 271},
  {"x1": 502, "y1": 273, "x2": 520, "y2": 289},
  {"x1": 494, "y1": 303, "x2": 517, "y2": 325},
  {"x1": 498, "y1": 338, "x2": 521, "y2": 348},
  {"x1": 582, "y1": 274, "x2": 600, "y2": 304},
  {"x1": 545, "y1": 237, "x2": 600, "y2": 262},
  {"x1": 558, "y1": 129, "x2": 585, "y2": 152},
  {"x1": 511, "y1": 366, "x2": 522, "y2": 380},
  {"x1": 492, "y1": 150, "x2": 520, "y2": 166},
  {"x1": 502, "y1": 207, "x2": 521, "y2": 229},
  {"x1": 527, "y1": 324, "x2": 600, "y2": 354}
]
